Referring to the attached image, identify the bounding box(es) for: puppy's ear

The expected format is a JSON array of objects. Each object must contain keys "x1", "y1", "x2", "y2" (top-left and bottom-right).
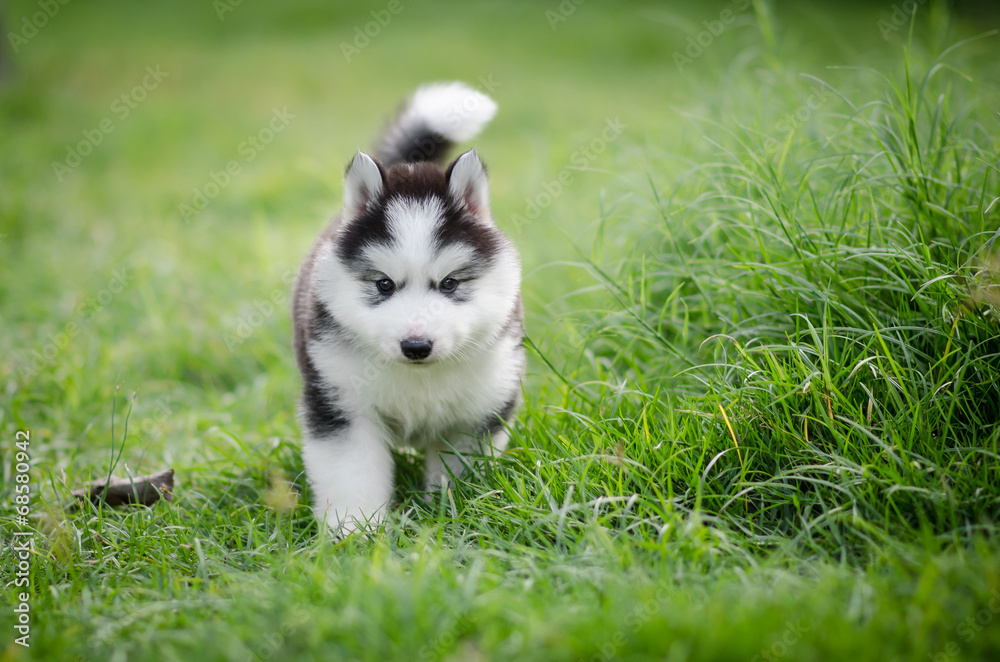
[
  {"x1": 446, "y1": 149, "x2": 491, "y2": 220},
  {"x1": 343, "y1": 151, "x2": 385, "y2": 217}
]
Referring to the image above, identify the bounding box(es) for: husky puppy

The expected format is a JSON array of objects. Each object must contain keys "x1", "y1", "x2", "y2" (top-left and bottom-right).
[{"x1": 292, "y1": 82, "x2": 524, "y2": 535}]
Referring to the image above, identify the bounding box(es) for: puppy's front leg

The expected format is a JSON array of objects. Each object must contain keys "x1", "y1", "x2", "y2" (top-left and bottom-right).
[{"x1": 302, "y1": 417, "x2": 394, "y2": 536}]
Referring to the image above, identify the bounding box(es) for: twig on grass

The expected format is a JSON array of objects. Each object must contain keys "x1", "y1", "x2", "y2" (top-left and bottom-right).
[{"x1": 71, "y1": 468, "x2": 175, "y2": 508}]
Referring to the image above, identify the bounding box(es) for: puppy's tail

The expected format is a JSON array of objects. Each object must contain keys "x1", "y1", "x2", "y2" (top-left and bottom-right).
[{"x1": 375, "y1": 81, "x2": 497, "y2": 167}]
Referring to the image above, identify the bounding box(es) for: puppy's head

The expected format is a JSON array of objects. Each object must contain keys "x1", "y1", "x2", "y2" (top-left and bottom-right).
[{"x1": 314, "y1": 150, "x2": 520, "y2": 365}]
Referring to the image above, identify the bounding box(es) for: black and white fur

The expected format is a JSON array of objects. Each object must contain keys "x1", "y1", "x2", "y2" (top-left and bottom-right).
[{"x1": 292, "y1": 82, "x2": 523, "y2": 535}]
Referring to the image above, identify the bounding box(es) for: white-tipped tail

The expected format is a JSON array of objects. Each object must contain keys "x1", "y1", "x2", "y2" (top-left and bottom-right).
[
  {"x1": 407, "y1": 81, "x2": 497, "y2": 142},
  {"x1": 375, "y1": 81, "x2": 497, "y2": 166}
]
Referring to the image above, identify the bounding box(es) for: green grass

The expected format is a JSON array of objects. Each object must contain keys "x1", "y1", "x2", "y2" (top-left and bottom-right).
[{"x1": 3, "y1": 0, "x2": 1000, "y2": 660}]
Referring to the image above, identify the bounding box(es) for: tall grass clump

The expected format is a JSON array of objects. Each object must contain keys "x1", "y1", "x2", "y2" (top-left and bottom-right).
[{"x1": 540, "y1": 40, "x2": 1000, "y2": 560}]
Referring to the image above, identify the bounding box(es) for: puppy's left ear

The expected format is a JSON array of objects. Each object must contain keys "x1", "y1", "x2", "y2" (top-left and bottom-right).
[
  {"x1": 446, "y1": 149, "x2": 491, "y2": 220},
  {"x1": 343, "y1": 151, "x2": 385, "y2": 219}
]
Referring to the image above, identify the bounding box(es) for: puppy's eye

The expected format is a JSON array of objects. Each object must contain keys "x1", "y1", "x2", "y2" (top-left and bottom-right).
[
  {"x1": 439, "y1": 277, "x2": 459, "y2": 293},
  {"x1": 376, "y1": 278, "x2": 395, "y2": 295}
]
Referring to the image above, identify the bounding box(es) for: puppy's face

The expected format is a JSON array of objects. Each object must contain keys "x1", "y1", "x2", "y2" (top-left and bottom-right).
[{"x1": 315, "y1": 151, "x2": 520, "y2": 365}]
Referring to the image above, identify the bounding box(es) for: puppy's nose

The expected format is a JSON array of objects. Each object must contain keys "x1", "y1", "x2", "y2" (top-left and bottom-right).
[{"x1": 400, "y1": 338, "x2": 433, "y2": 361}]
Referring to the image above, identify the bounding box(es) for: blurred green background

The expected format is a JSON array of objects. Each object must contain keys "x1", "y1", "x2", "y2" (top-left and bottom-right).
[
  {"x1": 3, "y1": 0, "x2": 995, "y2": 467},
  {"x1": 3, "y1": 1, "x2": 1000, "y2": 660}
]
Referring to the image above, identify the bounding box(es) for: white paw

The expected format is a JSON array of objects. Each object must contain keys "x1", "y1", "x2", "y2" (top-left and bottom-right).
[{"x1": 314, "y1": 505, "x2": 385, "y2": 538}]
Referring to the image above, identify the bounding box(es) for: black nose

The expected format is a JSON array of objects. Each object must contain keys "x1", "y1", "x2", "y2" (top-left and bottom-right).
[{"x1": 400, "y1": 338, "x2": 433, "y2": 361}]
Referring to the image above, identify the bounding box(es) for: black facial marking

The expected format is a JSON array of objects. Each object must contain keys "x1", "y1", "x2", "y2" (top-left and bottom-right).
[
  {"x1": 481, "y1": 393, "x2": 519, "y2": 436},
  {"x1": 311, "y1": 301, "x2": 344, "y2": 341},
  {"x1": 337, "y1": 162, "x2": 446, "y2": 272},
  {"x1": 431, "y1": 274, "x2": 473, "y2": 303},
  {"x1": 301, "y1": 357, "x2": 349, "y2": 437},
  {"x1": 434, "y1": 197, "x2": 502, "y2": 264},
  {"x1": 336, "y1": 161, "x2": 503, "y2": 285},
  {"x1": 364, "y1": 274, "x2": 402, "y2": 307},
  {"x1": 336, "y1": 198, "x2": 394, "y2": 272},
  {"x1": 438, "y1": 279, "x2": 472, "y2": 304}
]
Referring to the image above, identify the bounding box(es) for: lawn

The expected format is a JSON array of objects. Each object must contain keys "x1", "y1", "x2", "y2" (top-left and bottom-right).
[{"x1": 2, "y1": 0, "x2": 1000, "y2": 660}]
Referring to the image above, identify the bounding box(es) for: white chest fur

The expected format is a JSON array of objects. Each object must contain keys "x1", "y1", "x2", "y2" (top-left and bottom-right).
[{"x1": 308, "y1": 334, "x2": 520, "y2": 448}]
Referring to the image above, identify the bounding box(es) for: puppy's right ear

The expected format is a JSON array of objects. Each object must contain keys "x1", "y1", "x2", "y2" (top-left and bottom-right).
[{"x1": 343, "y1": 151, "x2": 385, "y2": 217}]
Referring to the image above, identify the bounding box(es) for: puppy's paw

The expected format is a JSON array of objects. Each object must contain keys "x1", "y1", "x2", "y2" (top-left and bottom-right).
[
  {"x1": 424, "y1": 470, "x2": 455, "y2": 495},
  {"x1": 314, "y1": 505, "x2": 384, "y2": 539}
]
